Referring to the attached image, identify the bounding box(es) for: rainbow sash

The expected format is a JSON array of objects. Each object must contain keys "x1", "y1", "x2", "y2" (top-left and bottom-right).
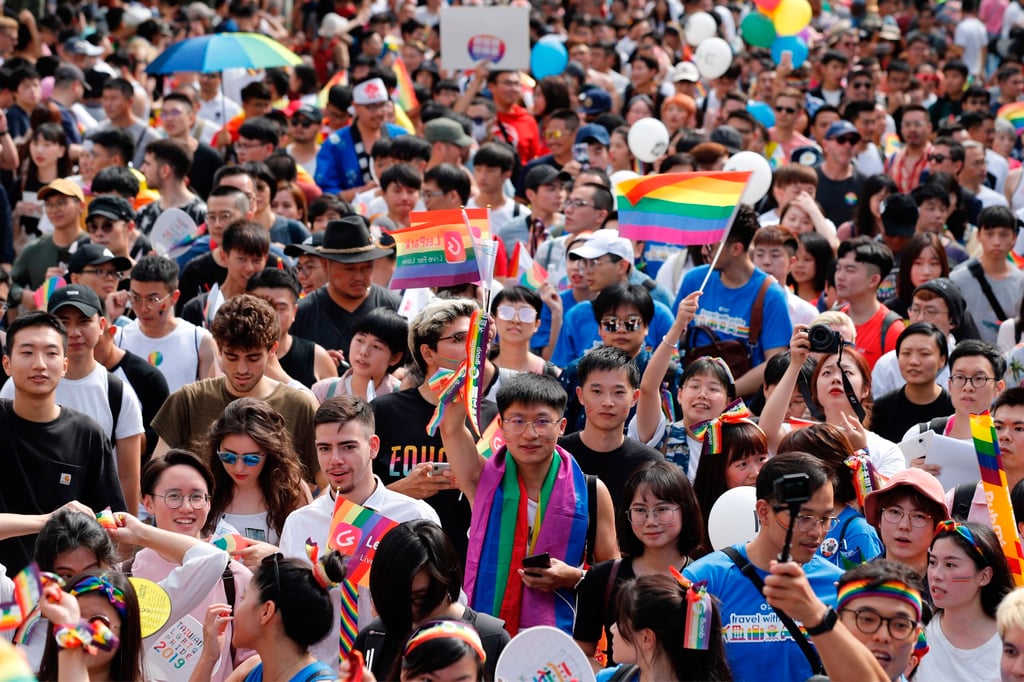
[{"x1": 464, "y1": 445, "x2": 587, "y2": 636}]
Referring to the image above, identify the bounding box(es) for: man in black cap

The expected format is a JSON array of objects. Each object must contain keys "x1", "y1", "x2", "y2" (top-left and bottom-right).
[
  {"x1": 815, "y1": 119, "x2": 867, "y2": 226},
  {"x1": 290, "y1": 216, "x2": 400, "y2": 360},
  {"x1": 86, "y1": 195, "x2": 152, "y2": 265},
  {"x1": 0, "y1": 309, "x2": 126, "y2": 572},
  {"x1": 286, "y1": 103, "x2": 323, "y2": 178},
  {"x1": 3, "y1": 285, "x2": 145, "y2": 514},
  {"x1": 67, "y1": 243, "x2": 132, "y2": 303},
  {"x1": 48, "y1": 64, "x2": 91, "y2": 147},
  {"x1": 877, "y1": 193, "x2": 918, "y2": 301}
]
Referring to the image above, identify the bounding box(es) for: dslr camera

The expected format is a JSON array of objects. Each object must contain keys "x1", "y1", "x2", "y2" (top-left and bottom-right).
[{"x1": 807, "y1": 324, "x2": 843, "y2": 354}]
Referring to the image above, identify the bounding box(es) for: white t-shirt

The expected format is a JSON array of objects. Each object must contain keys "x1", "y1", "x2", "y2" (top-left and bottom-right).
[
  {"x1": 955, "y1": 17, "x2": 991, "y2": 77},
  {"x1": 871, "y1": 339, "x2": 953, "y2": 399},
  {"x1": 917, "y1": 612, "x2": 1001, "y2": 682},
  {"x1": 197, "y1": 92, "x2": 242, "y2": 127},
  {"x1": 787, "y1": 290, "x2": 819, "y2": 326},
  {"x1": 854, "y1": 143, "x2": 885, "y2": 176},
  {"x1": 0, "y1": 362, "x2": 144, "y2": 443}
]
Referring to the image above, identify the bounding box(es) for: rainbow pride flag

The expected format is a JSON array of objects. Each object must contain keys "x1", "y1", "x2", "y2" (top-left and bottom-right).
[
  {"x1": 476, "y1": 415, "x2": 505, "y2": 459},
  {"x1": 0, "y1": 564, "x2": 42, "y2": 630},
  {"x1": 970, "y1": 411, "x2": 1024, "y2": 586},
  {"x1": 390, "y1": 208, "x2": 491, "y2": 289},
  {"x1": 392, "y1": 57, "x2": 419, "y2": 113},
  {"x1": 509, "y1": 242, "x2": 548, "y2": 291},
  {"x1": 616, "y1": 171, "x2": 752, "y2": 246},
  {"x1": 33, "y1": 276, "x2": 65, "y2": 311},
  {"x1": 998, "y1": 102, "x2": 1024, "y2": 135},
  {"x1": 327, "y1": 497, "x2": 399, "y2": 587}
]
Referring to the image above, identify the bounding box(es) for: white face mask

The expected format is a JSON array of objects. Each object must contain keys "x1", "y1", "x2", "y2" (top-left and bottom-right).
[{"x1": 471, "y1": 121, "x2": 490, "y2": 142}]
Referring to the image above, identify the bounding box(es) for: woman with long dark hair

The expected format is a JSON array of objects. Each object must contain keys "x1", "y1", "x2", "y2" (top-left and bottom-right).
[
  {"x1": 354, "y1": 520, "x2": 509, "y2": 680},
  {"x1": 788, "y1": 232, "x2": 834, "y2": 309},
  {"x1": 883, "y1": 233, "x2": 949, "y2": 318},
  {"x1": 838, "y1": 174, "x2": 897, "y2": 240}
]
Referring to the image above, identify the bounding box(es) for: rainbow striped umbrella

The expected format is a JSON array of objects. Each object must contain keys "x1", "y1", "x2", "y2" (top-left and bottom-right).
[{"x1": 145, "y1": 32, "x2": 302, "y2": 75}]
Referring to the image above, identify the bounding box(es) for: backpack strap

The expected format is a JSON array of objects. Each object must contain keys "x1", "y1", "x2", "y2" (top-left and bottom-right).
[
  {"x1": 222, "y1": 563, "x2": 238, "y2": 661},
  {"x1": 106, "y1": 372, "x2": 123, "y2": 444},
  {"x1": 880, "y1": 310, "x2": 902, "y2": 356},
  {"x1": 968, "y1": 260, "x2": 1009, "y2": 321},
  {"x1": 585, "y1": 474, "x2": 598, "y2": 566},
  {"x1": 952, "y1": 482, "x2": 979, "y2": 521},
  {"x1": 915, "y1": 416, "x2": 951, "y2": 436},
  {"x1": 721, "y1": 546, "x2": 825, "y2": 676},
  {"x1": 747, "y1": 275, "x2": 774, "y2": 352}
]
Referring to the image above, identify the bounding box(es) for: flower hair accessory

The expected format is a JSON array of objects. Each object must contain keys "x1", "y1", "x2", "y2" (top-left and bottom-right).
[
  {"x1": 69, "y1": 576, "x2": 127, "y2": 619},
  {"x1": 305, "y1": 538, "x2": 341, "y2": 590},
  {"x1": 691, "y1": 398, "x2": 757, "y2": 455},
  {"x1": 669, "y1": 566, "x2": 712, "y2": 650}
]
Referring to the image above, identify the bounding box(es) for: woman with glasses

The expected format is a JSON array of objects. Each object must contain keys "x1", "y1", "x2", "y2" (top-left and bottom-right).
[
  {"x1": 203, "y1": 398, "x2": 312, "y2": 554},
  {"x1": 194, "y1": 551, "x2": 345, "y2": 682},
  {"x1": 575, "y1": 461, "x2": 706, "y2": 669},
  {"x1": 489, "y1": 286, "x2": 561, "y2": 378},
  {"x1": 132, "y1": 450, "x2": 257, "y2": 681},
  {"x1": 863, "y1": 468, "x2": 951, "y2": 582},
  {"x1": 917, "y1": 521, "x2": 1014, "y2": 681}
]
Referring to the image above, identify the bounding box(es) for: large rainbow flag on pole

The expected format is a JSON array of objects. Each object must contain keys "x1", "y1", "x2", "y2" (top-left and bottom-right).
[
  {"x1": 970, "y1": 411, "x2": 1024, "y2": 586},
  {"x1": 389, "y1": 208, "x2": 491, "y2": 289},
  {"x1": 615, "y1": 171, "x2": 752, "y2": 246}
]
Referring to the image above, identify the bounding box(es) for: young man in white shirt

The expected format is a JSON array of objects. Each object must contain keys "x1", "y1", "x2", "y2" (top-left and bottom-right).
[{"x1": 279, "y1": 395, "x2": 440, "y2": 666}]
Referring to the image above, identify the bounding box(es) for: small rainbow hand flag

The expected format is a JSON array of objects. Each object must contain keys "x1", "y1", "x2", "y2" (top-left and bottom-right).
[
  {"x1": 476, "y1": 415, "x2": 505, "y2": 459},
  {"x1": 95, "y1": 508, "x2": 117, "y2": 531},
  {"x1": 326, "y1": 497, "x2": 399, "y2": 588},
  {"x1": 461, "y1": 310, "x2": 491, "y2": 436},
  {"x1": 998, "y1": 102, "x2": 1024, "y2": 135},
  {"x1": 391, "y1": 57, "x2": 419, "y2": 113},
  {"x1": 616, "y1": 172, "x2": 752, "y2": 246},
  {"x1": 33, "y1": 276, "x2": 66, "y2": 311},
  {"x1": 212, "y1": 534, "x2": 253, "y2": 556},
  {"x1": 389, "y1": 209, "x2": 491, "y2": 290},
  {"x1": 0, "y1": 564, "x2": 43, "y2": 630},
  {"x1": 970, "y1": 411, "x2": 1024, "y2": 586},
  {"x1": 509, "y1": 243, "x2": 548, "y2": 291}
]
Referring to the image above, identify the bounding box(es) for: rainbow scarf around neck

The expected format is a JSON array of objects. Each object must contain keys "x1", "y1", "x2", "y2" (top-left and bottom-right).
[{"x1": 464, "y1": 445, "x2": 587, "y2": 636}]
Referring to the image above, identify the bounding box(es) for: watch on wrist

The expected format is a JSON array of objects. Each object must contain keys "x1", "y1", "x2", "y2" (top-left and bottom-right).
[{"x1": 805, "y1": 605, "x2": 838, "y2": 636}]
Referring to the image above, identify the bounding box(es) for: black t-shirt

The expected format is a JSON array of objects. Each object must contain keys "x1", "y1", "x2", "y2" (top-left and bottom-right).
[
  {"x1": 557, "y1": 432, "x2": 662, "y2": 513},
  {"x1": 189, "y1": 143, "x2": 224, "y2": 201},
  {"x1": 354, "y1": 606, "x2": 510, "y2": 680},
  {"x1": 279, "y1": 335, "x2": 317, "y2": 388},
  {"x1": 871, "y1": 387, "x2": 954, "y2": 443},
  {"x1": 814, "y1": 166, "x2": 866, "y2": 227},
  {"x1": 112, "y1": 349, "x2": 170, "y2": 462},
  {"x1": 371, "y1": 386, "x2": 498, "y2": 561},
  {"x1": 291, "y1": 285, "x2": 400, "y2": 355},
  {"x1": 0, "y1": 401, "x2": 127, "y2": 572},
  {"x1": 574, "y1": 557, "x2": 637, "y2": 665},
  {"x1": 176, "y1": 251, "x2": 225, "y2": 315}
]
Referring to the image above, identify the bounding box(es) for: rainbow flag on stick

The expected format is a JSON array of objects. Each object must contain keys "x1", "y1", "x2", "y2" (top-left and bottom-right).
[
  {"x1": 392, "y1": 57, "x2": 419, "y2": 113},
  {"x1": 998, "y1": 102, "x2": 1024, "y2": 135},
  {"x1": 616, "y1": 171, "x2": 752, "y2": 246},
  {"x1": 389, "y1": 209, "x2": 490, "y2": 289},
  {"x1": 970, "y1": 411, "x2": 1024, "y2": 586},
  {"x1": 509, "y1": 243, "x2": 548, "y2": 291},
  {"x1": 326, "y1": 497, "x2": 399, "y2": 587}
]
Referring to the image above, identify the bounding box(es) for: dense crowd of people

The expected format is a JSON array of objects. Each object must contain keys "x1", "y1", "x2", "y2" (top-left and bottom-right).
[{"x1": 8, "y1": 0, "x2": 1024, "y2": 680}]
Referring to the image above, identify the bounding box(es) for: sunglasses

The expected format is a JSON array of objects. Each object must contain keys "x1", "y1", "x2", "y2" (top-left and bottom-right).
[
  {"x1": 291, "y1": 118, "x2": 317, "y2": 127},
  {"x1": 927, "y1": 153, "x2": 947, "y2": 163},
  {"x1": 775, "y1": 105, "x2": 797, "y2": 114},
  {"x1": 217, "y1": 451, "x2": 265, "y2": 467},
  {"x1": 934, "y1": 519, "x2": 988, "y2": 563},
  {"x1": 834, "y1": 135, "x2": 859, "y2": 145},
  {"x1": 496, "y1": 304, "x2": 538, "y2": 323},
  {"x1": 86, "y1": 219, "x2": 119, "y2": 234},
  {"x1": 850, "y1": 81, "x2": 872, "y2": 89},
  {"x1": 601, "y1": 315, "x2": 644, "y2": 333}
]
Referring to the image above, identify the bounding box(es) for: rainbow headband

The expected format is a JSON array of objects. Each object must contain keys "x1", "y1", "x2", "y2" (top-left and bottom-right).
[
  {"x1": 404, "y1": 621, "x2": 486, "y2": 663},
  {"x1": 70, "y1": 576, "x2": 128, "y2": 619},
  {"x1": 836, "y1": 579, "x2": 923, "y2": 622}
]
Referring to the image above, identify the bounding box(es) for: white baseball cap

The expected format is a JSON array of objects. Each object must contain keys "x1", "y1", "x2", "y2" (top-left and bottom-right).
[{"x1": 571, "y1": 229, "x2": 634, "y2": 263}]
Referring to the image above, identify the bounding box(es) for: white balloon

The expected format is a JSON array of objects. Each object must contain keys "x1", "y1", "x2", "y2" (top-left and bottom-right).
[
  {"x1": 627, "y1": 118, "x2": 670, "y2": 163},
  {"x1": 609, "y1": 170, "x2": 641, "y2": 194},
  {"x1": 707, "y1": 486, "x2": 760, "y2": 550},
  {"x1": 693, "y1": 37, "x2": 733, "y2": 80},
  {"x1": 685, "y1": 12, "x2": 718, "y2": 46},
  {"x1": 723, "y1": 150, "x2": 773, "y2": 204}
]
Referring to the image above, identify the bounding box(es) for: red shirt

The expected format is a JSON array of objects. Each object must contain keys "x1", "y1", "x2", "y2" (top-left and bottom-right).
[
  {"x1": 497, "y1": 105, "x2": 542, "y2": 163},
  {"x1": 847, "y1": 303, "x2": 905, "y2": 370}
]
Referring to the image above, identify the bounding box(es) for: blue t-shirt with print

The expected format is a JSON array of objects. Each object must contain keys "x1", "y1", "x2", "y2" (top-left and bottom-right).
[
  {"x1": 551, "y1": 299, "x2": 676, "y2": 369},
  {"x1": 673, "y1": 266, "x2": 793, "y2": 367},
  {"x1": 684, "y1": 543, "x2": 843, "y2": 682},
  {"x1": 817, "y1": 505, "x2": 883, "y2": 568}
]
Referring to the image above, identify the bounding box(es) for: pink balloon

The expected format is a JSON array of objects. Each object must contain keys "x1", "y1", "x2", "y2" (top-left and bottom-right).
[
  {"x1": 755, "y1": 0, "x2": 781, "y2": 12},
  {"x1": 798, "y1": 27, "x2": 812, "y2": 41}
]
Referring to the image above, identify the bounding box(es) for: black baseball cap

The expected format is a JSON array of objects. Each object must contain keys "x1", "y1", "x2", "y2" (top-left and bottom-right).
[
  {"x1": 47, "y1": 284, "x2": 103, "y2": 317},
  {"x1": 87, "y1": 195, "x2": 136, "y2": 222},
  {"x1": 67, "y1": 243, "x2": 133, "y2": 275}
]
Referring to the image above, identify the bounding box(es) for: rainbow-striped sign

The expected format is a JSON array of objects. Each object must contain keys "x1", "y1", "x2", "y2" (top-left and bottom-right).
[
  {"x1": 327, "y1": 498, "x2": 399, "y2": 587},
  {"x1": 389, "y1": 208, "x2": 492, "y2": 290},
  {"x1": 970, "y1": 412, "x2": 1024, "y2": 586}
]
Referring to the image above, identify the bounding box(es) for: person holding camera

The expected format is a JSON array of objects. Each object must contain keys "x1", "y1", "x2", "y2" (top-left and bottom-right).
[
  {"x1": 760, "y1": 324, "x2": 907, "y2": 476},
  {"x1": 683, "y1": 452, "x2": 844, "y2": 681}
]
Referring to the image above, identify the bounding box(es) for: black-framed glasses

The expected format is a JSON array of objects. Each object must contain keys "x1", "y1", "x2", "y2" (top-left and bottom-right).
[
  {"x1": 217, "y1": 451, "x2": 265, "y2": 467},
  {"x1": 950, "y1": 374, "x2": 996, "y2": 388},
  {"x1": 496, "y1": 305, "x2": 538, "y2": 323},
  {"x1": 773, "y1": 508, "x2": 839, "y2": 532},
  {"x1": 152, "y1": 491, "x2": 210, "y2": 509},
  {"x1": 880, "y1": 507, "x2": 932, "y2": 528},
  {"x1": 80, "y1": 269, "x2": 122, "y2": 280},
  {"x1": 563, "y1": 198, "x2": 593, "y2": 210},
  {"x1": 625, "y1": 505, "x2": 680, "y2": 524},
  {"x1": 601, "y1": 315, "x2": 643, "y2": 333},
  {"x1": 437, "y1": 332, "x2": 468, "y2": 345},
  {"x1": 840, "y1": 608, "x2": 918, "y2": 640}
]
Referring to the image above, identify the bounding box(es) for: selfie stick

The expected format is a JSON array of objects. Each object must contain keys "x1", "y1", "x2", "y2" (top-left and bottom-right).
[{"x1": 778, "y1": 500, "x2": 800, "y2": 564}]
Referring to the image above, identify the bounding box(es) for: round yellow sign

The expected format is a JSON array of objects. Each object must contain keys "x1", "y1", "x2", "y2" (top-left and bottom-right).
[{"x1": 128, "y1": 577, "x2": 171, "y2": 638}]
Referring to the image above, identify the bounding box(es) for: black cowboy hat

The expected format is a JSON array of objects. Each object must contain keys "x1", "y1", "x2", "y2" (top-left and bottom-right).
[{"x1": 312, "y1": 216, "x2": 393, "y2": 264}]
